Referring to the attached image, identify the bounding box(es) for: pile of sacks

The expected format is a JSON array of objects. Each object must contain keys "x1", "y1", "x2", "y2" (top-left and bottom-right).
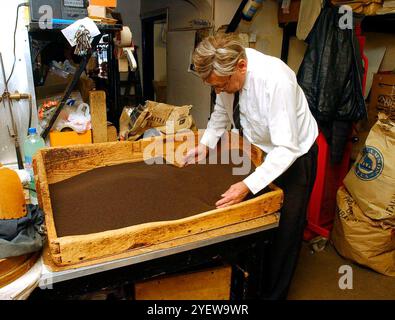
[
  {"x1": 332, "y1": 114, "x2": 395, "y2": 276},
  {"x1": 331, "y1": 0, "x2": 384, "y2": 15},
  {"x1": 119, "y1": 101, "x2": 196, "y2": 141}
]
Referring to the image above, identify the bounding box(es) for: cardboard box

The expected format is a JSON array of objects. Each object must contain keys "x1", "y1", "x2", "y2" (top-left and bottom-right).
[
  {"x1": 368, "y1": 73, "x2": 395, "y2": 127},
  {"x1": 35, "y1": 74, "x2": 94, "y2": 103},
  {"x1": 35, "y1": 73, "x2": 72, "y2": 100},
  {"x1": 135, "y1": 265, "x2": 232, "y2": 300},
  {"x1": 278, "y1": 0, "x2": 301, "y2": 24},
  {"x1": 49, "y1": 130, "x2": 92, "y2": 147},
  {"x1": 89, "y1": 0, "x2": 117, "y2": 7},
  {"x1": 88, "y1": 5, "x2": 107, "y2": 18}
]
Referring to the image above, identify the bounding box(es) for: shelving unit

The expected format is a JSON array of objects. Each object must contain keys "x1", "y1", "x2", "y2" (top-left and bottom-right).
[
  {"x1": 28, "y1": 22, "x2": 124, "y2": 128},
  {"x1": 361, "y1": 13, "x2": 395, "y2": 33}
]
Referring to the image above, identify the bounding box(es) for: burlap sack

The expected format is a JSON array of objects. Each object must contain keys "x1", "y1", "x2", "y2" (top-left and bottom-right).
[
  {"x1": 344, "y1": 114, "x2": 395, "y2": 226},
  {"x1": 119, "y1": 101, "x2": 195, "y2": 141},
  {"x1": 119, "y1": 105, "x2": 152, "y2": 141},
  {"x1": 145, "y1": 101, "x2": 194, "y2": 134},
  {"x1": 331, "y1": 186, "x2": 395, "y2": 276},
  {"x1": 331, "y1": 0, "x2": 383, "y2": 15}
]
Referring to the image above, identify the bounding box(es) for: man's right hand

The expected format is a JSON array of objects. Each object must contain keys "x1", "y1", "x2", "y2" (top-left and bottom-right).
[{"x1": 181, "y1": 143, "x2": 209, "y2": 166}]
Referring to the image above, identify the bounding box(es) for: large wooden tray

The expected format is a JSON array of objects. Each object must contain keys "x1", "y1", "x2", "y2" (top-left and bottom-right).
[{"x1": 33, "y1": 132, "x2": 283, "y2": 268}]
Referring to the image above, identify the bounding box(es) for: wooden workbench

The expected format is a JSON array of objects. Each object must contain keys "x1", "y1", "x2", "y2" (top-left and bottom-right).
[{"x1": 39, "y1": 212, "x2": 279, "y2": 286}]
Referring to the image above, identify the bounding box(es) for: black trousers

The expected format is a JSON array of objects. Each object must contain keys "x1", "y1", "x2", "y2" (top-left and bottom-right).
[{"x1": 262, "y1": 143, "x2": 318, "y2": 300}]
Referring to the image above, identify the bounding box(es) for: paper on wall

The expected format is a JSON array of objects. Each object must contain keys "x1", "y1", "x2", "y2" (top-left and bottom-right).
[{"x1": 61, "y1": 17, "x2": 101, "y2": 47}]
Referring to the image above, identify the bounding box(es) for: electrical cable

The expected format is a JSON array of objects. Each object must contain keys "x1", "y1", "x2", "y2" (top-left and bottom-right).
[
  {"x1": 28, "y1": 95, "x2": 32, "y2": 130},
  {"x1": 6, "y1": 2, "x2": 29, "y2": 86}
]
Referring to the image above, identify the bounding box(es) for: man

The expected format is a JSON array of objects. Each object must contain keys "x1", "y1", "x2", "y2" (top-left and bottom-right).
[{"x1": 182, "y1": 33, "x2": 319, "y2": 300}]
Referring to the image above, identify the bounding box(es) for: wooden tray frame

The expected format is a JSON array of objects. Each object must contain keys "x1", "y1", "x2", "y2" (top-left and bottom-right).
[{"x1": 33, "y1": 132, "x2": 283, "y2": 268}]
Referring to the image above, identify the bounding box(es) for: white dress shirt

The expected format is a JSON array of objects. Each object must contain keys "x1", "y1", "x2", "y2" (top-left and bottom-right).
[{"x1": 200, "y1": 48, "x2": 319, "y2": 194}]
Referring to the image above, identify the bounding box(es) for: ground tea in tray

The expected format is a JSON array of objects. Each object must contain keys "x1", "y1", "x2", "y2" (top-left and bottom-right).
[{"x1": 49, "y1": 156, "x2": 257, "y2": 237}]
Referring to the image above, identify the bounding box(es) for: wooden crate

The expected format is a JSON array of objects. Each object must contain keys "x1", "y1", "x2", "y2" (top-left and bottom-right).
[
  {"x1": 134, "y1": 265, "x2": 232, "y2": 300},
  {"x1": 33, "y1": 132, "x2": 283, "y2": 268}
]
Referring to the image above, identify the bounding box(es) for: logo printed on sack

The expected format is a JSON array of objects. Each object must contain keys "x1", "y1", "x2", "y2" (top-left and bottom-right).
[{"x1": 354, "y1": 146, "x2": 384, "y2": 181}]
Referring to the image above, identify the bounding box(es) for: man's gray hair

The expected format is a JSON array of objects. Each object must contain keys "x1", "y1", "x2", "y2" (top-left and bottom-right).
[{"x1": 192, "y1": 33, "x2": 246, "y2": 80}]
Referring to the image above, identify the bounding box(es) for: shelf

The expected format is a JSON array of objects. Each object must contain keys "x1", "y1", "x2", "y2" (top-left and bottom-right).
[
  {"x1": 277, "y1": 13, "x2": 395, "y2": 35},
  {"x1": 28, "y1": 21, "x2": 122, "y2": 33},
  {"x1": 361, "y1": 13, "x2": 395, "y2": 33}
]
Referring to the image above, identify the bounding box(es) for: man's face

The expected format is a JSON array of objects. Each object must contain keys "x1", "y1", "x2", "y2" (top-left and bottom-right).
[{"x1": 204, "y1": 59, "x2": 247, "y2": 94}]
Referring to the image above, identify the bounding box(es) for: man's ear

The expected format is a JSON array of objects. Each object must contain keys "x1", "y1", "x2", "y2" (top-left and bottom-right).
[{"x1": 237, "y1": 59, "x2": 248, "y2": 74}]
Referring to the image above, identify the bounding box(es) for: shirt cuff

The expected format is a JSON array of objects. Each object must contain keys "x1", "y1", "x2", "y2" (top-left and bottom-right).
[
  {"x1": 243, "y1": 170, "x2": 268, "y2": 195},
  {"x1": 200, "y1": 129, "x2": 222, "y2": 149}
]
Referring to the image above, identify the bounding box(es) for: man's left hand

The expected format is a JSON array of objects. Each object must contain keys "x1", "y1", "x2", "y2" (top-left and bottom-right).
[{"x1": 215, "y1": 182, "x2": 250, "y2": 209}]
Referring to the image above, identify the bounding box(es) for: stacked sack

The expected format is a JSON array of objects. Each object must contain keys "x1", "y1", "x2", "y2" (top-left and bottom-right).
[
  {"x1": 331, "y1": 0, "x2": 384, "y2": 15},
  {"x1": 119, "y1": 101, "x2": 196, "y2": 141},
  {"x1": 332, "y1": 114, "x2": 395, "y2": 276}
]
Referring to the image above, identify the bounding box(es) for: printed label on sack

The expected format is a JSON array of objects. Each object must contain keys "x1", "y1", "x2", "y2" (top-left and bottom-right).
[{"x1": 354, "y1": 146, "x2": 384, "y2": 181}]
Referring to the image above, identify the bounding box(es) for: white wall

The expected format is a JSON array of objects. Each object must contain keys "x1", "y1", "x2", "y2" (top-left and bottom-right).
[
  {"x1": 365, "y1": 32, "x2": 395, "y2": 72},
  {"x1": 166, "y1": 30, "x2": 212, "y2": 128},
  {"x1": 139, "y1": 0, "x2": 213, "y2": 128},
  {"x1": 116, "y1": 0, "x2": 143, "y2": 83},
  {"x1": 0, "y1": 0, "x2": 38, "y2": 166},
  {"x1": 239, "y1": 0, "x2": 284, "y2": 58},
  {"x1": 214, "y1": 0, "x2": 283, "y2": 57},
  {"x1": 154, "y1": 22, "x2": 167, "y2": 82},
  {"x1": 213, "y1": 0, "x2": 239, "y2": 28},
  {"x1": 214, "y1": 0, "x2": 308, "y2": 73},
  {"x1": 287, "y1": 38, "x2": 308, "y2": 74},
  {"x1": 141, "y1": 0, "x2": 213, "y2": 30},
  {"x1": 117, "y1": 0, "x2": 141, "y2": 44}
]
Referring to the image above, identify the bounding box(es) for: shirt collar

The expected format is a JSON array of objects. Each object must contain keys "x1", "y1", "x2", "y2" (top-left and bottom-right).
[
  {"x1": 242, "y1": 70, "x2": 251, "y2": 91},
  {"x1": 242, "y1": 49, "x2": 252, "y2": 91}
]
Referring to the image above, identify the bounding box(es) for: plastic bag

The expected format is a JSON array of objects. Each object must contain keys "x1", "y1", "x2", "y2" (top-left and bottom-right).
[{"x1": 55, "y1": 103, "x2": 91, "y2": 133}]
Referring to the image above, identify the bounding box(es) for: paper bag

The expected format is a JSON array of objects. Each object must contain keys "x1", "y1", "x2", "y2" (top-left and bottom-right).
[
  {"x1": 145, "y1": 101, "x2": 194, "y2": 134},
  {"x1": 119, "y1": 105, "x2": 152, "y2": 141},
  {"x1": 344, "y1": 114, "x2": 395, "y2": 225},
  {"x1": 331, "y1": 186, "x2": 395, "y2": 276}
]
